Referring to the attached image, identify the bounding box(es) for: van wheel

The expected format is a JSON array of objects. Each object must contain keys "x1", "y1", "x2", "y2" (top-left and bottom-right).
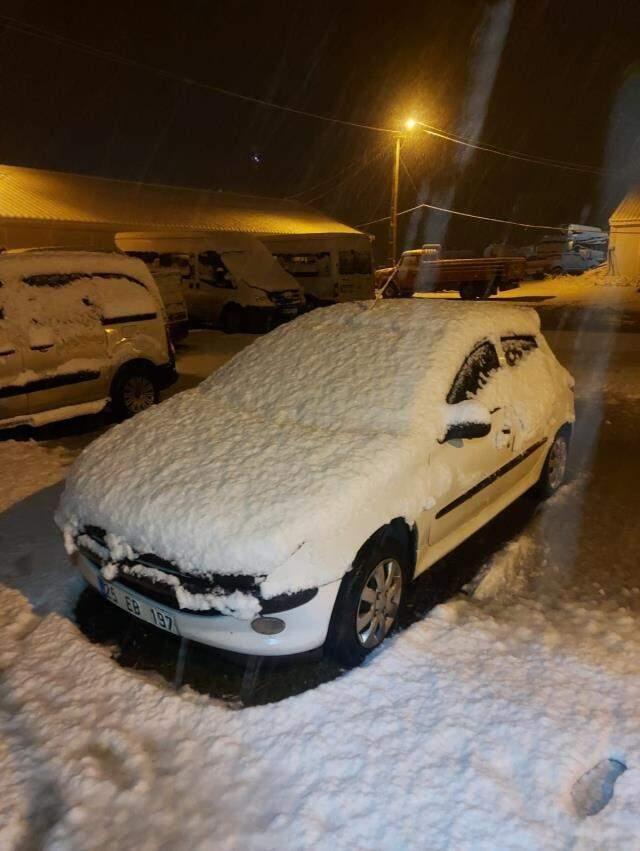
[
  {"x1": 111, "y1": 364, "x2": 158, "y2": 420},
  {"x1": 326, "y1": 526, "x2": 409, "y2": 668},
  {"x1": 221, "y1": 304, "x2": 244, "y2": 334}
]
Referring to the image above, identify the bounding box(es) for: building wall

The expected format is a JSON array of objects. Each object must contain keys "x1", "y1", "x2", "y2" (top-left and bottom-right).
[
  {"x1": 608, "y1": 224, "x2": 640, "y2": 279},
  {"x1": 0, "y1": 221, "x2": 117, "y2": 251}
]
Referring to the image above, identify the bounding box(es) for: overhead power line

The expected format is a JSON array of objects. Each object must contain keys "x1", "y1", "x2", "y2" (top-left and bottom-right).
[
  {"x1": 357, "y1": 202, "x2": 566, "y2": 232},
  {"x1": 416, "y1": 122, "x2": 611, "y2": 176},
  {"x1": 0, "y1": 14, "x2": 393, "y2": 135},
  {"x1": 0, "y1": 12, "x2": 612, "y2": 178}
]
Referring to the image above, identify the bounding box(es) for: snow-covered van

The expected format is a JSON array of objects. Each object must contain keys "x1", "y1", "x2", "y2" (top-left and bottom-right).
[
  {"x1": 262, "y1": 233, "x2": 375, "y2": 307},
  {"x1": 0, "y1": 250, "x2": 177, "y2": 429},
  {"x1": 116, "y1": 232, "x2": 304, "y2": 333},
  {"x1": 120, "y1": 252, "x2": 189, "y2": 342}
]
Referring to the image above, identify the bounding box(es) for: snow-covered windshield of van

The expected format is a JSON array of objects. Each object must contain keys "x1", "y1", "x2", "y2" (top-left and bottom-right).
[{"x1": 221, "y1": 246, "x2": 299, "y2": 293}]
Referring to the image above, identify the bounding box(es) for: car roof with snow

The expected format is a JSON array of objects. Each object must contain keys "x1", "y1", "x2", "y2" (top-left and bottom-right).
[
  {"x1": 0, "y1": 249, "x2": 151, "y2": 281},
  {"x1": 202, "y1": 298, "x2": 540, "y2": 436}
]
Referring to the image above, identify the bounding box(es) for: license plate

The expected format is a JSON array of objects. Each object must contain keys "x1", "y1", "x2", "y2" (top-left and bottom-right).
[
  {"x1": 282, "y1": 308, "x2": 297, "y2": 315},
  {"x1": 98, "y1": 577, "x2": 178, "y2": 635}
]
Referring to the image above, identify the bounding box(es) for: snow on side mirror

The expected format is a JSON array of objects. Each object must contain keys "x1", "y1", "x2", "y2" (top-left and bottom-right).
[{"x1": 440, "y1": 400, "x2": 492, "y2": 443}]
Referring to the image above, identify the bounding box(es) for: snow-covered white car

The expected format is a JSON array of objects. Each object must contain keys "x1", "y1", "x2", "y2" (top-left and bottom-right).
[
  {"x1": 0, "y1": 250, "x2": 177, "y2": 429},
  {"x1": 57, "y1": 300, "x2": 574, "y2": 666}
]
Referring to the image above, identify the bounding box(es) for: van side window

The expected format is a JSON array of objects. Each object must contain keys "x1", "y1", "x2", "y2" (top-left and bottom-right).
[
  {"x1": 501, "y1": 335, "x2": 538, "y2": 367},
  {"x1": 199, "y1": 252, "x2": 233, "y2": 287},
  {"x1": 338, "y1": 250, "x2": 372, "y2": 275},
  {"x1": 447, "y1": 341, "x2": 500, "y2": 404},
  {"x1": 275, "y1": 253, "x2": 331, "y2": 278}
]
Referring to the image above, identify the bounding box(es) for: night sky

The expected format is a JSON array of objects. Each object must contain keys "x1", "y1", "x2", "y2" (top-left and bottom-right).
[{"x1": 1, "y1": 0, "x2": 640, "y2": 259}]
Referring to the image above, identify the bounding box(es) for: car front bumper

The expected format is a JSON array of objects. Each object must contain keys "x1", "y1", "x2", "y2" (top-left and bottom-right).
[{"x1": 76, "y1": 553, "x2": 341, "y2": 656}]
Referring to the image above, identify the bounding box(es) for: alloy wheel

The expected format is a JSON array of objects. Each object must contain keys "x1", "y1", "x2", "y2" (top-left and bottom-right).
[
  {"x1": 122, "y1": 375, "x2": 156, "y2": 414},
  {"x1": 356, "y1": 558, "x2": 403, "y2": 649}
]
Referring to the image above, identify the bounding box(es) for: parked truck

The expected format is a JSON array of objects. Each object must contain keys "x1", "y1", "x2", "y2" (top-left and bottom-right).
[
  {"x1": 376, "y1": 244, "x2": 525, "y2": 300},
  {"x1": 485, "y1": 226, "x2": 608, "y2": 279}
]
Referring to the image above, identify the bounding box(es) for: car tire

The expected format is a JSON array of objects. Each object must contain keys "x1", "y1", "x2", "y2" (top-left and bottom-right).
[
  {"x1": 325, "y1": 525, "x2": 410, "y2": 668},
  {"x1": 221, "y1": 303, "x2": 244, "y2": 334},
  {"x1": 535, "y1": 429, "x2": 569, "y2": 498},
  {"x1": 551, "y1": 266, "x2": 563, "y2": 276},
  {"x1": 111, "y1": 364, "x2": 159, "y2": 420}
]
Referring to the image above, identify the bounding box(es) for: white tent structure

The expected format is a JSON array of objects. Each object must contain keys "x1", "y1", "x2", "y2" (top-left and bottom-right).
[
  {"x1": 0, "y1": 163, "x2": 362, "y2": 250},
  {"x1": 608, "y1": 187, "x2": 640, "y2": 279}
]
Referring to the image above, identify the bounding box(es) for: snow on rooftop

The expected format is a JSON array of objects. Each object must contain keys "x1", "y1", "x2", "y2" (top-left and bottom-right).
[{"x1": 0, "y1": 163, "x2": 362, "y2": 236}]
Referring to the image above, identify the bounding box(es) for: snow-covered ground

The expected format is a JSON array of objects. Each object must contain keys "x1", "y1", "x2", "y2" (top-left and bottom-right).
[{"x1": 1, "y1": 277, "x2": 640, "y2": 849}]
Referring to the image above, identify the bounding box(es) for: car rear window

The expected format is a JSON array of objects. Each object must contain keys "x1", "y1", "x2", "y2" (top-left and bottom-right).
[
  {"x1": 501, "y1": 335, "x2": 538, "y2": 367},
  {"x1": 22, "y1": 271, "x2": 148, "y2": 289}
]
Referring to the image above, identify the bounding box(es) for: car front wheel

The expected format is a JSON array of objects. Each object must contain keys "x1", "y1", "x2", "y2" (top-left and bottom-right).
[{"x1": 326, "y1": 526, "x2": 409, "y2": 667}]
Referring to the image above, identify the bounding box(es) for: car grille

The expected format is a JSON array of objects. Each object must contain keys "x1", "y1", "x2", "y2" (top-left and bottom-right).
[
  {"x1": 270, "y1": 290, "x2": 302, "y2": 306},
  {"x1": 78, "y1": 526, "x2": 316, "y2": 615}
]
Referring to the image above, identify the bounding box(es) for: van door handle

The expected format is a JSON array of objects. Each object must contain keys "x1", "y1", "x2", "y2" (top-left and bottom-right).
[{"x1": 31, "y1": 343, "x2": 54, "y2": 351}]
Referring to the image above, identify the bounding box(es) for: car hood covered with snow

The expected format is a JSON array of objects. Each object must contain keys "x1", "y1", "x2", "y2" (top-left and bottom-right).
[{"x1": 57, "y1": 299, "x2": 548, "y2": 602}]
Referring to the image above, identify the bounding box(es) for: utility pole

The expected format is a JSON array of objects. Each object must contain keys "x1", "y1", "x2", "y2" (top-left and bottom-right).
[{"x1": 389, "y1": 133, "x2": 402, "y2": 266}]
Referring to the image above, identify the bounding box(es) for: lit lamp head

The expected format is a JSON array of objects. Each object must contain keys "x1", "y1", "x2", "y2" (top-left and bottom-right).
[{"x1": 405, "y1": 117, "x2": 417, "y2": 131}]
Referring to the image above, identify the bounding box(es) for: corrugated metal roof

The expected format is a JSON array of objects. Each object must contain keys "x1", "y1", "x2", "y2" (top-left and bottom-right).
[
  {"x1": 0, "y1": 163, "x2": 361, "y2": 236},
  {"x1": 610, "y1": 186, "x2": 640, "y2": 224}
]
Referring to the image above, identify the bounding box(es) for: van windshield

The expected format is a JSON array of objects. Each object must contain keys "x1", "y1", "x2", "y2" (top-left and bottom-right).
[{"x1": 221, "y1": 247, "x2": 298, "y2": 293}]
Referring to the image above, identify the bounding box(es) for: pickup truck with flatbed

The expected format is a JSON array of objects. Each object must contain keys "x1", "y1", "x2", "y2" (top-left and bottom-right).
[{"x1": 376, "y1": 245, "x2": 526, "y2": 300}]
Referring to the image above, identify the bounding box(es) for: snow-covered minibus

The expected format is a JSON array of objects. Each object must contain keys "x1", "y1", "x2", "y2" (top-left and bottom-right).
[
  {"x1": 117, "y1": 232, "x2": 304, "y2": 333},
  {"x1": 262, "y1": 233, "x2": 375, "y2": 307}
]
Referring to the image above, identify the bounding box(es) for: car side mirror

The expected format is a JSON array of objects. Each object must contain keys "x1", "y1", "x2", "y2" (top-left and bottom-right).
[
  {"x1": 440, "y1": 400, "x2": 492, "y2": 443},
  {"x1": 443, "y1": 420, "x2": 491, "y2": 442}
]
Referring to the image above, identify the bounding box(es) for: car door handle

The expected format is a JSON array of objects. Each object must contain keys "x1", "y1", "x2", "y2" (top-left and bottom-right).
[{"x1": 31, "y1": 343, "x2": 54, "y2": 351}]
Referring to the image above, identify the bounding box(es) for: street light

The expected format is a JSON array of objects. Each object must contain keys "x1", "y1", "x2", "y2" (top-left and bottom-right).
[{"x1": 389, "y1": 118, "x2": 416, "y2": 266}]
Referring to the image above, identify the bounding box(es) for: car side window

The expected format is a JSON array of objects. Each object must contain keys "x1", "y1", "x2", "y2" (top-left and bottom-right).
[
  {"x1": 501, "y1": 335, "x2": 538, "y2": 367},
  {"x1": 447, "y1": 341, "x2": 500, "y2": 404}
]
